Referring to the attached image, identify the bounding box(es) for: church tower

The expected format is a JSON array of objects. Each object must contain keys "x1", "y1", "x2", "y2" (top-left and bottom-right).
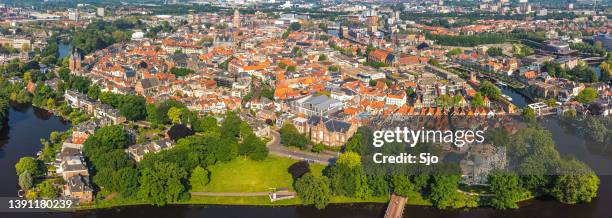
[
  {"x1": 233, "y1": 9, "x2": 241, "y2": 29},
  {"x1": 69, "y1": 48, "x2": 82, "y2": 72}
]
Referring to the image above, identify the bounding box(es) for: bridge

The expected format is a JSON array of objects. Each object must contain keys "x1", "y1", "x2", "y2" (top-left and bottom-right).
[{"x1": 384, "y1": 194, "x2": 407, "y2": 218}]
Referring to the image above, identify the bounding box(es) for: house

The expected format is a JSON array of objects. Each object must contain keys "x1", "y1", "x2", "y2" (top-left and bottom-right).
[
  {"x1": 63, "y1": 174, "x2": 93, "y2": 203},
  {"x1": 127, "y1": 139, "x2": 174, "y2": 162},
  {"x1": 71, "y1": 121, "x2": 99, "y2": 144},
  {"x1": 57, "y1": 156, "x2": 89, "y2": 180},
  {"x1": 135, "y1": 78, "x2": 162, "y2": 96},
  {"x1": 256, "y1": 109, "x2": 277, "y2": 123},
  {"x1": 64, "y1": 90, "x2": 126, "y2": 125},
  {"x1": 386, "y1": 91, "x2": 407, "y2": 106},
  {"x1": 93, "y1": 103, "x2": 126, "y2": 125},
  {"x1": 306, "y1": 115, "x2": 357, "y2": 147},
  {"x1": 291, "y1": 95, "x2": 344, "y2": 116}
]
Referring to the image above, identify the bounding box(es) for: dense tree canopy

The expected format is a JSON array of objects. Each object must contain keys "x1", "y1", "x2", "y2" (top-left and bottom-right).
[
  {"x1": 575, "y1": 88, "x2": 598, "y2": 105},
  {"x1": 294, "y1": 173, "x2": 332, "y2": 209},
  {"x1": 189, "y1": 166, "x2": 210, "y2": 190},
  {"x1": 429, "y1": 175, "x2": 460, "y2": 209},
  {"x1": 138, "y1": 162, "x2": 188, "y2": 206},
  {"x1": 279, "y1": 123, "x2": 309, "y2": 149},
  {"x1": 15, "y1": 157, "x2": 45, "y2": 178},
  {"x1": 479, "y1": 81, "x2": 501, "y2": 100},
  {"x1": 488, "y1": 171, "x2": 522, "y2": 209},
  {"x1": 550, "y1": 159, "x2": 599, "y2": 204},
  {"x1": 99, "y1": 92, "x2": 147, "y2": 121}
]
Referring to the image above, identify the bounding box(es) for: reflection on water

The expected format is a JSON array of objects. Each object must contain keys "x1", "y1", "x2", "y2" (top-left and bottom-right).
[{"x1": 0, "y1": 105, "x2": 70, "y2": 196}]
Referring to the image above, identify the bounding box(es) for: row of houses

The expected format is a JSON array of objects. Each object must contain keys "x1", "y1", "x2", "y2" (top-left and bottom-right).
[
  {"x1": 53, "y1": 120, "x2": 99, "y2": 203},
  {"x1": 64, "y1": 90, "x2": 126, "y2": 125}
]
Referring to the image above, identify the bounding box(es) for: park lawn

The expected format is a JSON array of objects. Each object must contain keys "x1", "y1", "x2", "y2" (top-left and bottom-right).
[{"x1": 194, "y1": 155, "x2": 326, "y2": 193}]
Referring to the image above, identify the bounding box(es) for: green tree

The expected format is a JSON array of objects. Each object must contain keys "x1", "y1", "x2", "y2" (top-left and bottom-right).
[
  {"x1": 286, "y1": 65, "x2": 296, "y2": 72},
  {"x1": 486, "y1": 47, "x2": 504, "y2": 57},
  {"x1": 583, "y1": 117, "x2": 607, "y2": 143},
  {"x1": 446, "y1": 48, "x2": 462, "y2": 57},
  {"x1": 289, "y1": 22, "x2": 301, "y2": 31},
  {"x1": 472, "y1": 92, "x2": 484, "y2": 107},
  {"x1": 429, "y1": 175, "x2": 460, "y2": 209},
  {"x1": 169, "y1": 67, "x2": 195, "y2": 77},
  {"x1": 390, "y1": 175, "x2": 414, "y2": 197},
  {"x1": 114, "y1": 167, "x2": 140, "y2": 197},
  {"x1": 544, "y1": 98, "x2": 557, "y2": 107},
  {"x1": 488, "y1": 171, "x2": 521, "y2": 209},
  {"x1": 575, "y1": 88, "x2": 598, "y2": 104},
  {"x1": 15, "y1": 157, "x2": 44, "y2": 178},
  {"x1": 328, "y1": 152, "x2": 371, "y2": 198},
  {"x1": 119, "y1": 95, "x2": 147, "y2": 121},
  {"x1": 138, "y1": 162, "x2": 188, "y2": 206},
  {"x1": 189, "y1": 166, "x2": 210, "y2": 190},
  {"x1": 19, "y1": 171, "x2": 33, "y2": 190},
  {"x1": 479, "y1": 81, "x2": 501, "y2": 100},
  {"x1": 167, "y1": 107, "x2": 183, "y2": 124},
  {"x1": 294, "y1": 173, "x2": 332, "y2": 209},
  {"x1": 312, "y1": 143, "x2": 324, "y2": 153},
  {"x1": 522, "y1": 108, "x2": 537, "y2": 123},
  {"x1": 318, "y1": 54, "x2": 327, "y2": 61},
  {"x1": 37, "y1": 180, "x2": 59, "y2": 199},
  {"x1": 550, "y1": 159, "x2": 599, "y2": 204},
  {"x1": 336, "y1": 152, "x2": 361, "y2": 169},
  {"x1": 328, "y1": 65, "x2": 339, "y2": 72},
  {"x1": 87, "y1": 85, "x2": 101, "y2": 99},
  {"x1": 279, "y1": 123, "x2": 309, "y2": 149}
]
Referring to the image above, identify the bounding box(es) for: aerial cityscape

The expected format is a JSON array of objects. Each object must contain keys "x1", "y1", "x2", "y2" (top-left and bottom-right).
[{"x1": 0, "y1": 0, "x2": 610, "y2": 217}]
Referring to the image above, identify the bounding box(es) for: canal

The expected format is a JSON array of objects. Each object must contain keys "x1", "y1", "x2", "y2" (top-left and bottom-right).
[
  {"x1": 500, "y1": 86, "x2": 531, "y2": 109},
  {"x1": 0, "y1": 106, "x2": 610, "y2": 218},
  {"x1": 0, "y1": 104, "x2": 70, "y2": 197}
]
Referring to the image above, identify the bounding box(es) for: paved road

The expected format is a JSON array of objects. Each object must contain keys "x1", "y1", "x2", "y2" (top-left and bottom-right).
[{"x1": 267, "y1": 130, "x2": 337, "y2": 165}]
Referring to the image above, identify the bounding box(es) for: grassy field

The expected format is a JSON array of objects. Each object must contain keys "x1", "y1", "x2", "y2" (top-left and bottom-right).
[
  {"x1": 194, "y1": 155, "x2": 326, "y2": 193},
  {"x1": 85, "y1": 155, "x2": 436, "y2": 209}
]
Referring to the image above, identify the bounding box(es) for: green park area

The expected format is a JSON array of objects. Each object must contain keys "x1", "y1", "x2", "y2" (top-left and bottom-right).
[
  {"x1": 187, "y1": 155, "x2": 394, "y2": 206},
  {"x1": 193, "y1": 155, "x2": 322, "y2": 193}
]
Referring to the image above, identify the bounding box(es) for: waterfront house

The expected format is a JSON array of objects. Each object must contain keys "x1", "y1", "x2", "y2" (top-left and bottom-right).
[{"x1": 63, "y1": 174, "x2": 93, "y2": 203}]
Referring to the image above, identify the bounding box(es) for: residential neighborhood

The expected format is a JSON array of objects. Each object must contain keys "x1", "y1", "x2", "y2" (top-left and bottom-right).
[{"x1": 0, "y1": 1, "x2": 610, "y2": 217}]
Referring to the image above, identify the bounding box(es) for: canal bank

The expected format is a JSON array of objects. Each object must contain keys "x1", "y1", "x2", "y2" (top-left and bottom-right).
[{"x1": 0, "y1": 105, "x2": 610, "y2": 218}]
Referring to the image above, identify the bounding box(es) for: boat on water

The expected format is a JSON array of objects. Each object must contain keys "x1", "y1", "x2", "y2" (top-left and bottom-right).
[
  {"x1": 502, "y1": 94, "x2": 513, "y2": 101},
  {"x1": 496, "y1": 81, "x2": 508, "y2": 87}
]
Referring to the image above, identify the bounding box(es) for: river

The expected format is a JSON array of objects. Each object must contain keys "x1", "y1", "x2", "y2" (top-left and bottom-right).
[
  {"x1": 0, "y1": 104, "x2": 70, "y2": 197},
  {"x1": 58, "y1": 42, "x2": 73, "y2": 59},
  {"x1": 0, "y1": 106, "x2": 610, "y2": 217}
]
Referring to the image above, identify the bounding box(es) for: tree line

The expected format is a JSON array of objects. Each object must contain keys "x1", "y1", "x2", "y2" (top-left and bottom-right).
[
  {"x1": 83, "y1": 111, "x2": 268, "y2": 205},
  {"x1": 290, "y1": 125, "x2": 599, "y2": 210}
]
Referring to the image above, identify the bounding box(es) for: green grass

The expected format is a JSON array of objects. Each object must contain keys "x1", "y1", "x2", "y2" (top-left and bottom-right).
[
  {"x1": 81, "y1": 155, "x2": 439, "y2": 208},
  {"x1": 194, "y1": 155, "x2": 326, "y2": 193},
  {"x1": 185, "y1": 196, "x2": 302, "y2": 206}
]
